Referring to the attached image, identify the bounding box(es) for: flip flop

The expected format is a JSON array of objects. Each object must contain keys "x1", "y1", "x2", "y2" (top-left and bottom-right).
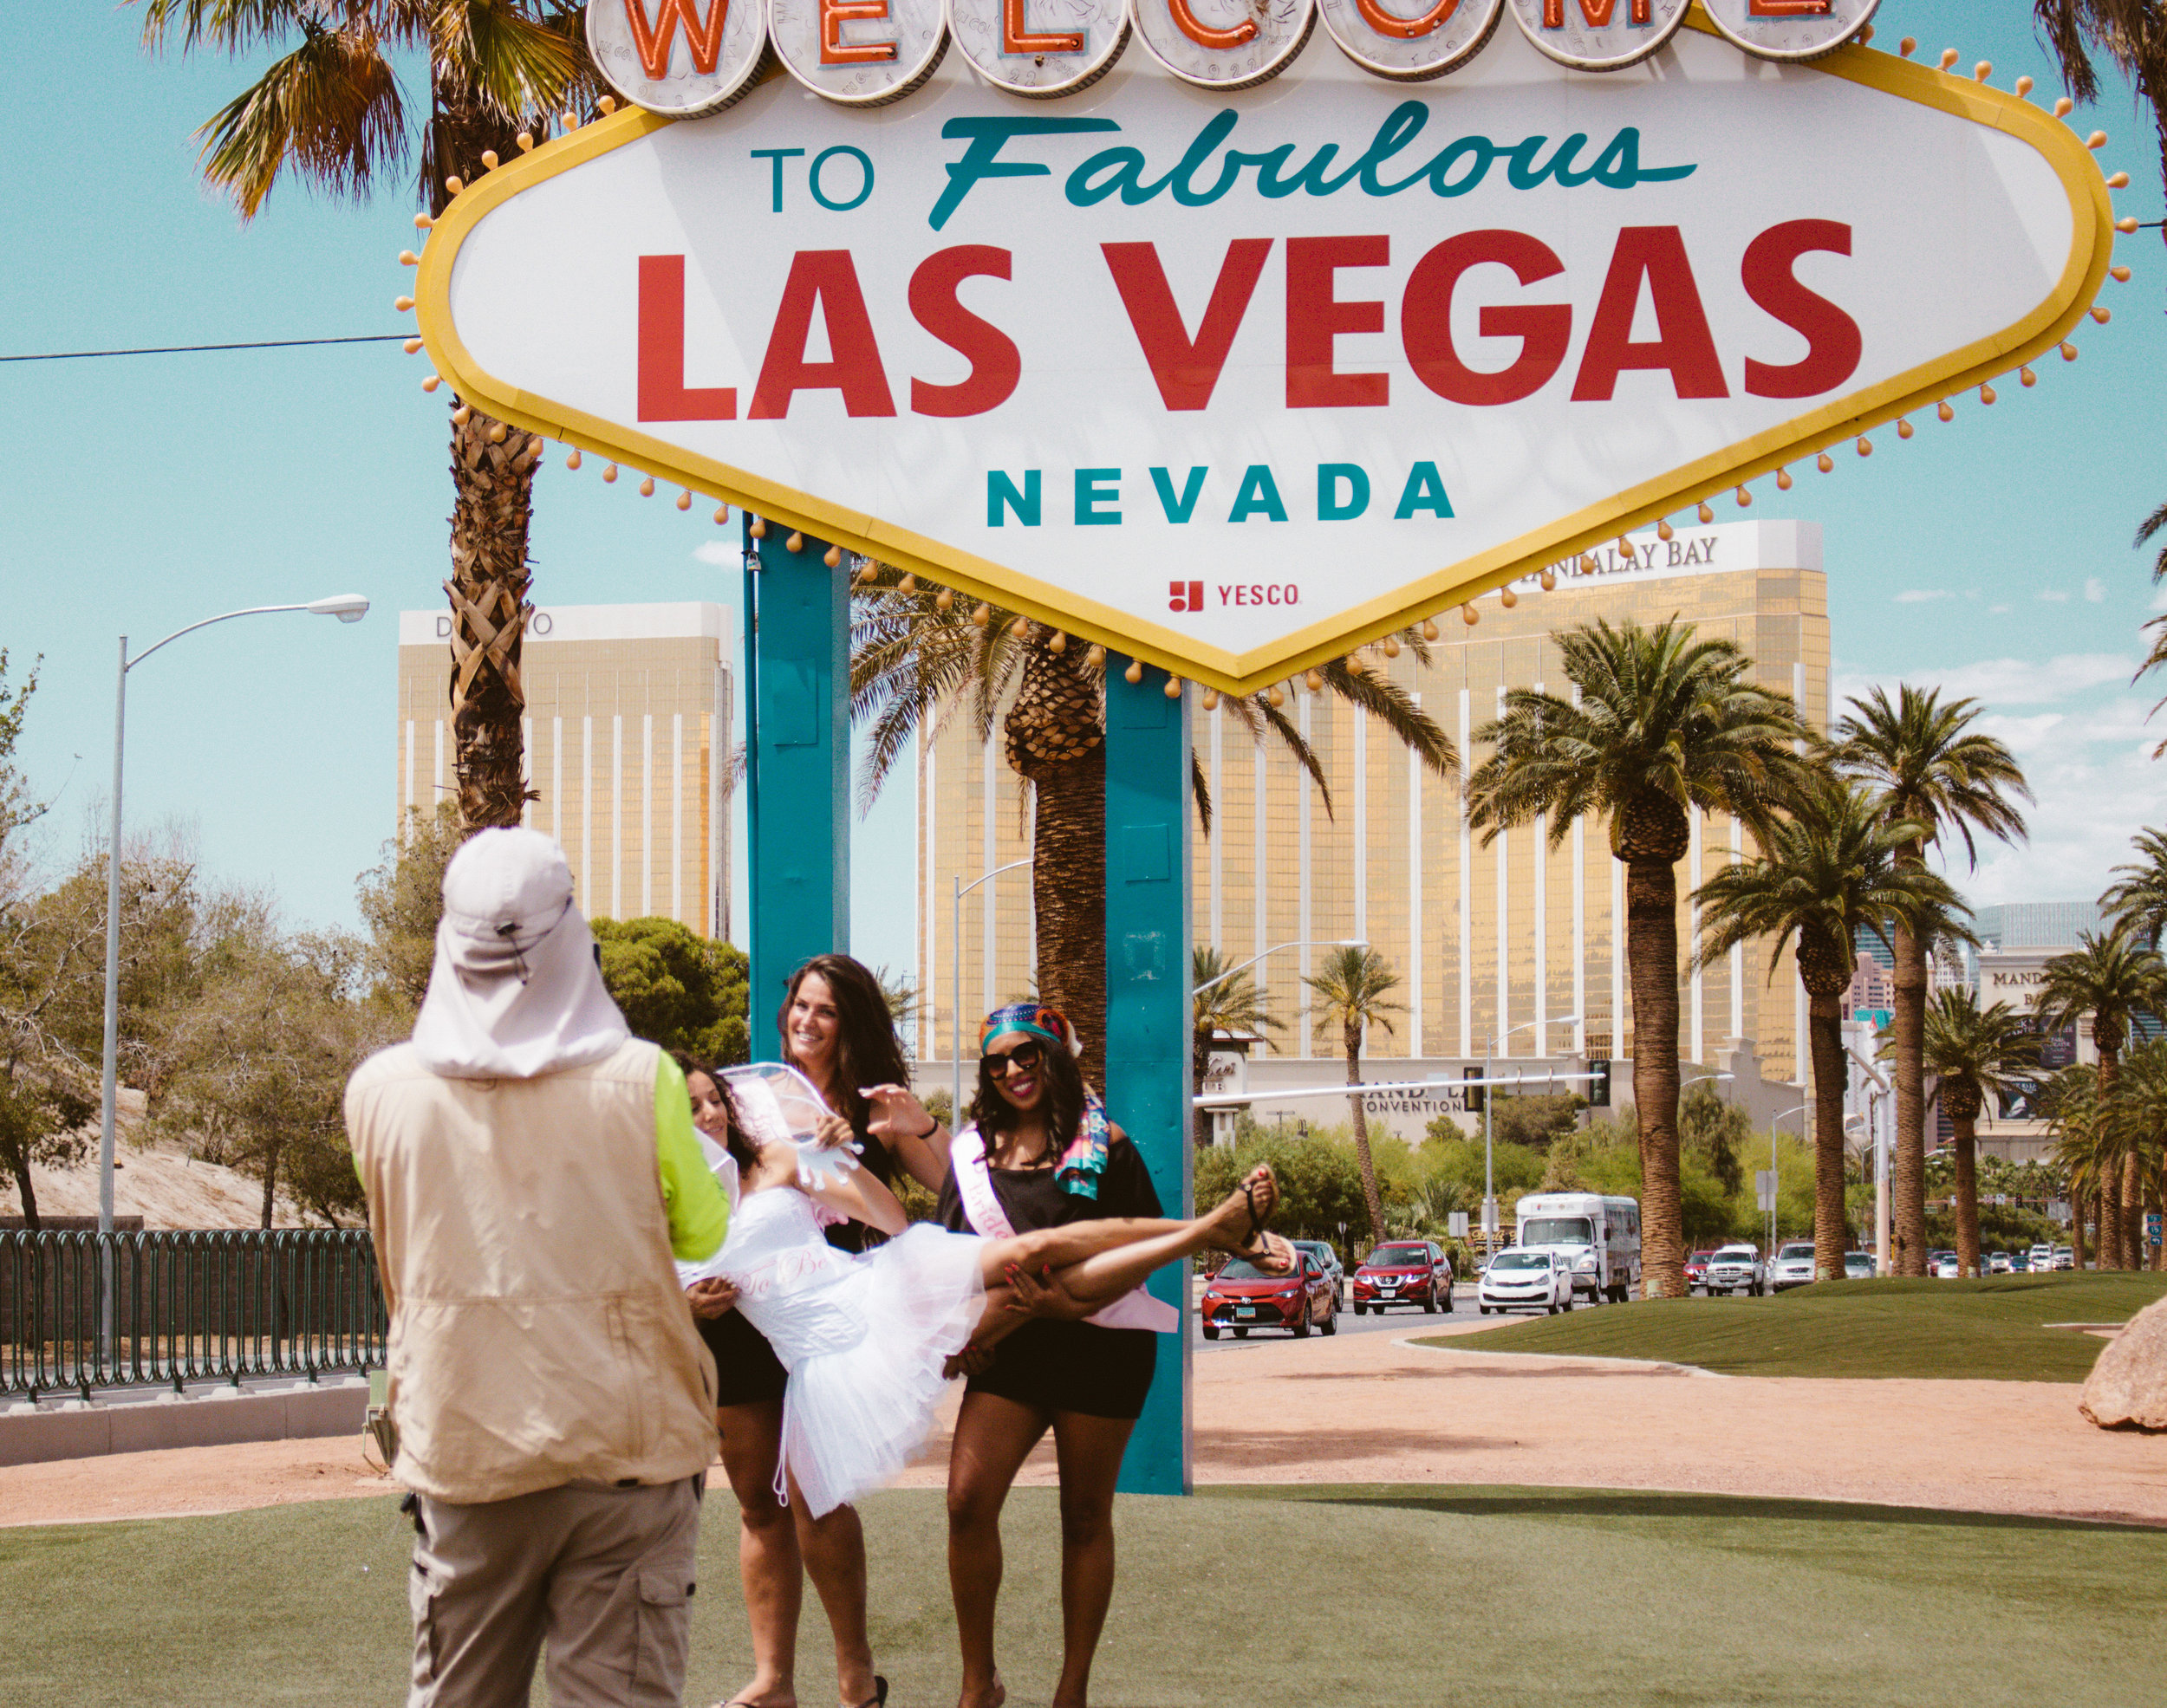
[{"x1": 848, "y1": 1679, "x2": 889, "y2": 1708}]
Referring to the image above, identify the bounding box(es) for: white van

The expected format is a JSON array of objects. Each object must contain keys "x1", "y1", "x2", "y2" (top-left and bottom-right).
[{"x1": 1513, "y1": 1192, "x2": 1642, "y2": 1303}]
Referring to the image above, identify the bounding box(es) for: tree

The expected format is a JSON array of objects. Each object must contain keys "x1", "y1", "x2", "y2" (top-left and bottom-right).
[
  {"x1": 355, "y1": 802, "x2": 465, "y2": 1014},
  {"x1": 590, "y1": 916, "x2": 749, "y2": 1064},
  {"x1": 1691, "y1": 778, "x2": 1963, "y2": 1282},
  {"x1": 2043, "y1": 1064, "x2": 2106, "y2": 1269},
  {"x1": 140, "y1": 2, "x2": 602, "y2": 829},
  {"x1": 2034, "y1": 927, "x2": 2167, "y2": 1268},
  {"x1": 852, "y1": 580, "x2": 1456, "y2": 1070},
  {"x1": 1679, "y1": 1081, "x2": 1750, "y2": 1198},
  {"x1": 2104, "y1": 827, "x2": 2167, "y2": 947},
  {"x1": 2102, "y1": 1039, "x2": 2167, "y2": 1273},
  {"x1": 1487, "y1": 1093, "x2": 1584, "y2": 1153},
  {"x1": 0, "y1": 651, "x2": 46, "y2": 856},
  {"x1": 1466, "y1": 617, "x2": 1813, "y2": 1298},
  {"x1": 1192, "y1": 945, "x2": 1281, "y2": 1148},
  {"x1": 1830, "y1": 684, "x2": 2030, "y2": 1276},
  {"x1": 1301, "y1": 945, "x2": 1402, "y2": 1238},
  {"x1": 1920, "y1": 988, "x2": 2040, "y2": 1277},
  {"x1": 2036, "y1": 5, "x2": 2167, "y2": 256}
]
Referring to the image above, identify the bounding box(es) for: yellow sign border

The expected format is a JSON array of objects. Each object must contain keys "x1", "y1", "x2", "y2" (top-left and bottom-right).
[{"x1": 416, "y1": 8, "x2": 2115, "y2": 696}]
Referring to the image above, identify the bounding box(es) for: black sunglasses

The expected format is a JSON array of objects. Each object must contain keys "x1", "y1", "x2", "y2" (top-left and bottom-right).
[{"x1": 984, "y1": 1039, "x2": 1045, "y2": 1078}]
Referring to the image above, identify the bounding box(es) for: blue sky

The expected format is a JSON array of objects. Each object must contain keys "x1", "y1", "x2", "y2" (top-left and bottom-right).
[{"x1": 3, "y1": 0, "x2": 2164, "y2": 972}]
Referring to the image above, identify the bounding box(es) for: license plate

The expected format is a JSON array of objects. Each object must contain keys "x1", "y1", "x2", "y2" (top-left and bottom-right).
[
  {"x1": 1378, "y1": 1287, "x2": 1397, "y2": 1296},
  {"x1": 1235, "y1": 1307, "x2": 1257, "y2": 1319}
]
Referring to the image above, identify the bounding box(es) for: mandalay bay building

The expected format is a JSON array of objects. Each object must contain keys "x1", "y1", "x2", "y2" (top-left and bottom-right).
[{"x1": 915, "y1": 520, "x2": 1829, "y2": 1125}]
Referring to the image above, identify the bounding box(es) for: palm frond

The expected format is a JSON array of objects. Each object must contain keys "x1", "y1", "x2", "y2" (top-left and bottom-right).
[
  {"x1": 193, "y1": 20, "x2": 407, "y2": 216},
  {"x1": 432, "y1": 0, "x2": 582, "y2": 125}
]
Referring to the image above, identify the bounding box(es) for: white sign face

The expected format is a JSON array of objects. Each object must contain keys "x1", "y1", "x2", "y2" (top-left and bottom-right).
[
  {"x1": 1507, "y1": 0, "x2": 1691, "y2": 71},
  {"x1": 1316, "y1": 0, "x2": 1504, "y2": 82},
  {"x1": 1702, "y1": 0, "x2": 1877, "y2": 64},
  {"x1": 586, "y1": 0, "x2": 770, "y2": 114},
  {"x1": 948, "y1": 0, "x2": 1130, "y2": 95},
  {"x1": 425, "y1": 20, "x2": 2108, "y2": 693}
]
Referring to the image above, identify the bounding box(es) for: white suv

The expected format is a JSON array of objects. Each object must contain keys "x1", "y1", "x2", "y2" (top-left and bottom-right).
[
  {"x1": 1769, "y1": 1242, "x2": 1817, "y2": 1291},
  {"x1": 1705, "y1": 1244, "x2": 1766, "y2": 1296}
]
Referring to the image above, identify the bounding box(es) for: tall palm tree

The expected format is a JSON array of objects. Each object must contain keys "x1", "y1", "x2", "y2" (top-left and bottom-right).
[
  {"x1": 1692, "y1": 780, "x2": 1962, "y2": 1282},
  {"x1": 1829, "y1": 685, "x2": 2030, "y2": 1277},
  {"x1": 1192, "y1": 945, "x2": 1281, "y2": 1149},
  {"x1": 1467, "y1": 617, "x2": 1813, "y2": 1298},
  {"x1": 2043, "y1": 1063, "x2": 2106, "y2": 1270},
  {"x1": 2034, "y1": 927, "x2": 2167, "y2": 1269},
  {"x1": 1920, "y1": 989, "x2": 2040, "y2": 1278},
  {"x1": 2103, "y1": 1039, "x2": 2167, "y2": 1273},
  {"x1": 140, "y1": 1, "x2": 595, "y2": 830},
  {"x1": 852, "y1": 577, "x2": 1456, "y2": 1068},
  {"x1": 1302, "y1": 946, "x2": 1403, "y2": 1239},
  {"x1": 2104, "y1": 828, "x2": 2167, "y2": 947}
]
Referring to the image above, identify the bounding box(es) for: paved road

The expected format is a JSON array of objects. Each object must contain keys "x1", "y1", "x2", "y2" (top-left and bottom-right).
[{"x1": 1194, "y1": 1288, "x2": 1480, "y2": 1353}]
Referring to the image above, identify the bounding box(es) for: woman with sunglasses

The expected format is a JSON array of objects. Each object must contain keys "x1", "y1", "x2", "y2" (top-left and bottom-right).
[{"x1": 934, "y1": 1003, "x2": 1206, "y2": 1708}]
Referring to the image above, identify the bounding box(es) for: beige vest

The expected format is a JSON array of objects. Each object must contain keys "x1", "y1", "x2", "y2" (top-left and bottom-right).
[{"x1": 347, "y1": 1036, "x2": 717, "y2": 1504}]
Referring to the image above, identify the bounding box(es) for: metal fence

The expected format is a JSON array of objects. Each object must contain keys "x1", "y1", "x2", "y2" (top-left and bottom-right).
[{"x1": 0, "y1": 1229, "x2": 386, "y2": 1400}]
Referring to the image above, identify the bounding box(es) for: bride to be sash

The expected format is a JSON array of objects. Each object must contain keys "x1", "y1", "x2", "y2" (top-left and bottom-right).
[{"x1": 950, "y1": 1129, "x2": 1179, "y2": 1334}]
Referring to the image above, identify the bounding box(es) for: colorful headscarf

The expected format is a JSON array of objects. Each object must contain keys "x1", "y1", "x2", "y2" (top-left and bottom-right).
[{"x1": 978, "y1": 1003, "x2": 1108, "y2": 1199}]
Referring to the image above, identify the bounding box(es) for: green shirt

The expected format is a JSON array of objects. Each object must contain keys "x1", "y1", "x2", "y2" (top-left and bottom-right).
[{"x1": 654, "y1": 1053, "x2": 729, "y2": 1262}]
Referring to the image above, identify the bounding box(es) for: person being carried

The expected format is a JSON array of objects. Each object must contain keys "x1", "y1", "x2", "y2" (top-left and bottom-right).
[{"x1": 346, "y1": 827, "x2": 730, "y2": 1708}]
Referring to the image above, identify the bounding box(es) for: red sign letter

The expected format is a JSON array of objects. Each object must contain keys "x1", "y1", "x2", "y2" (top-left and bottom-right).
[
  {"x1": 1103, "y1": 239, "x2": 1273, "y2": 412},
  {"x1": 1004, "y1": 0, "x2": 1084, "y2": 54},
  {"x1": 1748, "y1": 2, "x2": 1832, "y2": 15},
  {"x1": 638, "y1": 255, "x2": 736, "y2": 421},
  {"x1": 622, "y1": 0, "x2": 729, "y2": 78},
  {"x1": 1166, "y1": 0, "x2": 1258, "y2": 50},
  {"x1": 748, "y1": 251, "x2": 897, "y2": 419},
  {"x1": 1352, "y1": 0, "x2": 1461, "y2": 39},
  {"x1": 909, "y1": 247, "x2": 1021, "y2": 419},
  {"x1": 1543, "y1": 0, "x2": 1652, "y2": 25},
  {"x1": 1286, "y1": 236, "x2": 1390, "y2": 409},
  {"x1": 1572, "y1": 227, "x2": 1729, "y2": 402},
  {"x1": 821, "y1": 0, "x2": 897, "y2": 64},
  {"x1": 1402, "y1": 231, "x2": 1571, "y2": 406},
  {"x1": 1741, "y1": 219, "x2": 1861, "y2": 399}
]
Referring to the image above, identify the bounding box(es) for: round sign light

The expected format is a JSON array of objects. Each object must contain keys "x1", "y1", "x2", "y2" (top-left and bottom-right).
[
  {"x1": 1130, "y1": 0, "x2": 1318, "y2": 92},
  {"x1": 1315, "y1": 0, "x2": 1503, "y2": 81},
  {"x1": 769, "y1": 0, "x2": 950, "y2": 104},
  {"x1": 947, "y1": 0, "x2": 1130, "y2": 95},
  {"x1": 586, "y1": 0, "x2": 771, "y2": 115},
  {"x1": 1506, "y1": 0, "x2": 1690, "y2": 73},
  {"x1": 1701, "y1": 0, "x2": 1877, "y2": 64}
]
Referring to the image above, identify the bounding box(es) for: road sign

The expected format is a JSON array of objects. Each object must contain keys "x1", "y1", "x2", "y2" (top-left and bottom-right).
[
  {"x1": 1448, "y1": 1211, "x2": 1470, "y2": 1239},
  {"x1": 412, "y1": 16, "x2": 2114, "y2": 694},
  {"x1": 1586, "y1": 1058, "x2": 1611, "y2": 1108},
  {"x1": 1480, "y1": 1196, "x2": 1500, "y2": 1235},
  {"x1": 1755, "y1": 1168, "x2": 1777, "y2": 1212}
]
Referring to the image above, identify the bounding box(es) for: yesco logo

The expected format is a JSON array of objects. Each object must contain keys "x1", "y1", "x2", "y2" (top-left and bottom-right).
[{"x1": 587, "y1": 0, "x2": 1881, "y2": 112}]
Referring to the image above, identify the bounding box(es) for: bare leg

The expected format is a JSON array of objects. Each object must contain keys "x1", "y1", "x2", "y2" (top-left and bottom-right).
[
  {"x1": 718, "y1": 1400, "x2": 801, "y2": 1708},
  {"x1": 1047, "y1": 1411, "x2": 1134, "y2": 1708},
  {"x1": 971, "y1": 1167, "x2": 1278, "y2": 1292},
  {"x1": 790, "y1": 1473, "x2": 877, "y2": 1708},
  {"x1": 946, "y1": 1391, "x2": 1048, "y2": 1708}
]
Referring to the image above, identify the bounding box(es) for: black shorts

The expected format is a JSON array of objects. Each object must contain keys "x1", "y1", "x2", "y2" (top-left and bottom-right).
[
  {"x1": 698, "y1": 1308, "x2": 789, "y2": 1408},
  {"x1": 966, "y1": 1319, "x2": 1156, "y2": 1420}
]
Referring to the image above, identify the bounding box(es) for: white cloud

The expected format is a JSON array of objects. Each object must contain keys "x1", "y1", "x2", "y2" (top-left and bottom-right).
[
  {"x1": 1931, "y1": 732, "x2": 2167, "y2": 909},
  {"x1": 2149, "y1": 581, "x2": 2167, "y2": 612},
  {"x1": 1833, "y1": 653, "x2": 2137, "y2": 709},
  {"x1": 1988, "y1": 603, "x2": 2013, "y2": 615},
  {"x1": 2086, "y1": 577, "x2": 2108, "y2": 604},
  {"x1": 2040, "y1": 588, "x2": 2072, "y2": 603},
  {"x1": 693, "y1": 541, "x2": 737, "y2": 567},
  {"x1": 1894, "y1": 588, "x2": 1952, "y2": 604}
]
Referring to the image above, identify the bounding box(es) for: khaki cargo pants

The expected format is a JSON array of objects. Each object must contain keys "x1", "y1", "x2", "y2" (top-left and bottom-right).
[{"x1": 406, "y1": 1477, "x2": 702, "y2": 1708}]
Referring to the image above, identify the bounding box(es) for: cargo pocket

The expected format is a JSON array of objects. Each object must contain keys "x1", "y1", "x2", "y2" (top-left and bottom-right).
[
  {"x1": 407, "y1": 1565, "x2": 442, "y2": 1692},
  {"x1": 630, "y1": 1568, "x2": 691, "y2": 1705}
]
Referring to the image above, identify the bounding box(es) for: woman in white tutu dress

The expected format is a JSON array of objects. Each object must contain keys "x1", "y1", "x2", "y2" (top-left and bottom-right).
[{"x1": 690, "y1": 1065, "x2": 1287, "y2": 1523}]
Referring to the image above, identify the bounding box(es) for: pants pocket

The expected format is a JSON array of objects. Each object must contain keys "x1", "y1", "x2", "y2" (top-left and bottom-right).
[
  {"x1": 631, "y1": 1567, "x2": 691, "y2": 1703},
  {"x1": 407, "y1": 1565, "x2": 441, "y2": 1692}
]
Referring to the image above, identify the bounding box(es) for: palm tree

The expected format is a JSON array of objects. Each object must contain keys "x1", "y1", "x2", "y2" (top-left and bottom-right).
[
  {"x1": 1692, "y1": 779, "x2": 1962, "y2": 1282},
  {"x1": 1920, "y1": 989, "x2": 2040, "y2": 1278},
  {"x1": 852, "y1": 578, "x2": 1456, "y2": 1068},
  {"x1": 2034, "y1": 928, "x2": 2167, "y2": 1268},
  {"x1": 2103, "y1": 1039, "x2": 2167, "y2": 1273},
  {"x1": 1829, "y1": 685, "x2": 2030, "y2": 1277},
  {"x1": 2040, "y1": 7, "x2": 2167, "y2": 283},
  {"x1": 1302, "y1": 946, "x2": 1403, "y2": 1240},
  {"x1": 2042, "y1": 1064, "x2": 2105, "y2": 1270},
  {"x1": 1192, "y1": 946, "x2": 1280, "y2": 1149},
  {"x1": 140, "y1": 1, "x2": 595, "y2": 830},
  {"x1": 1466, "y1": 617, "x2": 1813, "y2": 1298},
  {"x1": 2104, "y1": 828, "x2": 2167, "y2": 947}
]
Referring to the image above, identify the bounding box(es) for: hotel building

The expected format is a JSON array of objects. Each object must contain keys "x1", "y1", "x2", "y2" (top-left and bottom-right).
[
  {"x1": 916, "y1": 521, "x2": 1830, "y2": 1127},
  {"x1": 394, "y1": 602, "x2": 733, "y2": 936}
]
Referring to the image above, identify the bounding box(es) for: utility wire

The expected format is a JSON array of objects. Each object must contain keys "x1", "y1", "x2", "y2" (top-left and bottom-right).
[{"x1": 0, "y1": 333, "x2": 408, "y2": 364}]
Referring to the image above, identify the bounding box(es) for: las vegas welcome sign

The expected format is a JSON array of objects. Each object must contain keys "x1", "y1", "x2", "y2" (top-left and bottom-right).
[{"x1": 413, "y1": 2, "x2": 2115, "y2": 694}]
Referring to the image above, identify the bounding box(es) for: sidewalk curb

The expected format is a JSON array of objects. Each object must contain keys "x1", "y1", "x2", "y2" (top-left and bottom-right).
[{"x1": 0, "y1": 1378, "x2": 368, "y2": 1466}]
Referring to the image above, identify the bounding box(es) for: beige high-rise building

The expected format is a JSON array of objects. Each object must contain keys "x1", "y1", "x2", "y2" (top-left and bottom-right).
[
  {"x1": 395, "y1": 602, "x2": 732, "y2": 936},
  {"x1": 916, "y1": 521, "x2": 1828, "y2": 1093}
]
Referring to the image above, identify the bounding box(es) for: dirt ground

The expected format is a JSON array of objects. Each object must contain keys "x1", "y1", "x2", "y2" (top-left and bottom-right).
[{"x1": 7, "y1": 1322, "x2": 2162, "y2": 1530}]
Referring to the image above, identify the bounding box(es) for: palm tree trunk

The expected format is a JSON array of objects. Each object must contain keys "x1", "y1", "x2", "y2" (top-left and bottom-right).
[
  {"x1": 1192, "y1": 1028, "x2": 1212, "y2": 1150},
  {"x1": 2122, "y1": 1150, "x2": 2144, "y2": 1270},
  {"x1": 1952, "y1": 1115, "x2": 1981, "y2": 1278},
  {"x1": 1890, "y1": 912, "x2": 1929, "y2": 1276},
  {"x1": 1627, "y1": 857, "x2": 1686, "y2": 1297},
  {"x1": 1807, "y1": 992, "x2": 1849, "y2": 1282},
  {"x1": 1030, "y1": 750, "x2": 1108, "y2": 1076},
  {"x1": 2072, "y1": 1183, "x2": 2088, "y2": 1271},
  {"x1": 2096, "y1": 1044, "x2": 2124, "y2": 1270},
  {"x1": 1346, "y1": 1022, "x2": 1384, "y2": 1238},
  {"x1": 446, "y1": 409, "x2": 541, "y2": 832}
]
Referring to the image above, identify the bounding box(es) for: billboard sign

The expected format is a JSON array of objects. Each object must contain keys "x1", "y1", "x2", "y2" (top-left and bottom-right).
[{"x1": 413, "y1": 10, "x2": 2113, "y2": 693}]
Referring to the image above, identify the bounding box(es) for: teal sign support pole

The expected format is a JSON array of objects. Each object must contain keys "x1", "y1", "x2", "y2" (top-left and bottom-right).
[
  {"x1": 745, "y1": 523, "x2": 849, "y2": 1056},
  {"x1": 1103, "y1": 671, "x2": 1193, "y2": 1497}
]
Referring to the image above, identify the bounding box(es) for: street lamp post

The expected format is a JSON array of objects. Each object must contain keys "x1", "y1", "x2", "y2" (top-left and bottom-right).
[
  {"x1": 1483, "y1": 1014, "x2": 1577, "y2": 1244},
  {"x1": 96, "y1": 594, "x2": 368, "y2": 1356},
  {"x1": 953, "y1": 858, "x2": 1031, "y2": 1123}
]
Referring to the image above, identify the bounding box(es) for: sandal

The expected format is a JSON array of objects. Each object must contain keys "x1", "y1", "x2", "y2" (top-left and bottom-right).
[{"x1": 848, "y1": 1679, "x2": 888, "y2": 1708}]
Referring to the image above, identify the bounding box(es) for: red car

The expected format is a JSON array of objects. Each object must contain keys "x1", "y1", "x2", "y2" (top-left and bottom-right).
[
  {"x1": 1200, "y1": 1250, "x2": 1337, "y2": 1339},
  {"x1": 1350, "y1": 1240, "x2": 1453, "y2": 1315},
  {"x1": 1685, "y1": 1250, "x2": 1715, "y2": 1293}
]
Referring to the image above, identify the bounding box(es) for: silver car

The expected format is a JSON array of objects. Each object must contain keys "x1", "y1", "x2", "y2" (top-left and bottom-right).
[
  {"x1": 1704, "y1": 1245, "x2": 1766, "y2": 1296},
  {"x1": 1769, "y1": 1241, "x2": 1816, "y2": 1291}
]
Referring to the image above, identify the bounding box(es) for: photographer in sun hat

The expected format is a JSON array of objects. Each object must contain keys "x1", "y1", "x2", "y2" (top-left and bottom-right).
[{"x1": 344, "y1": 826, "x2": 729, "y2": 1708}]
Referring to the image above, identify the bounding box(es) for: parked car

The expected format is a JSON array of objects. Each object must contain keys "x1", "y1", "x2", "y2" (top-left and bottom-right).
[
  {"x1": 1477, "y1": 1247, "x2": 1575, "y2": 1315},
  {"x1": 1200, "y1": 1250, "x2": 1337, "y2": 1340},
  {"x1": 1844, "y1": 1251, "x2": 1876, "y2": 1280},
  {"x1": 1932, "y1": 1252, "x2": 1962, "y2": 1278},
  {"x1": 2028, "y1": 1243, "x2": 2056, "y2": 1271},
  {"x1": 1351, "y1": 1240, "x2": 1453, "y2": 1315},
  {"x1": 1684, "y1": 1250, "x2": 1715, "y2": 1293},
  {"x1": 1292, "y1": 1240, "x2": 1345, "y2": 1313},
  {"x1": 1988, "y1": 1251, "x2": 2014, "y2": 1275},
  {"x1": 2054, "y1": 1245, "x2": 2076, "y2": 1270},
  {"x1": 1704, "y1": 1244, "x2": 1766, "y2": 1296},
  {"x1": 1769, "y1": 1241, "x2": 1817, "y2": 1291},
  {"x1": 2007, "y1": 1250, "x2": 2031, "y2": 1273}
]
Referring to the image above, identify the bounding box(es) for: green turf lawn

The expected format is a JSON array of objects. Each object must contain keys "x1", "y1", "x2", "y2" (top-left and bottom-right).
[
  {"x1": 3, "y1": 1483, "x2": 2162, "y2": 1706},
  {"x1": 1422, "y1": 1271, "x2": 2167, "y2": 1380}
]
